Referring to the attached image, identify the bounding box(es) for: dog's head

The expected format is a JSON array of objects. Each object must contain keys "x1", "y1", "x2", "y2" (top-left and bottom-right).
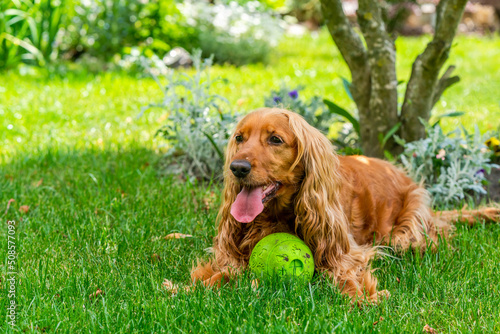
[
  {"x1": 224, "y1": 108, "x2": 302, "y2": 222},
  {"x1": 222, "y1": 108, "x2": 344, "y2": 223}
]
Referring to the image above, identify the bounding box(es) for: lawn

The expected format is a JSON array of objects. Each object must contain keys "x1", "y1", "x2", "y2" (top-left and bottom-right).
[{"x1": 1, "y1": 30, "x2": 500, "y2": 333}]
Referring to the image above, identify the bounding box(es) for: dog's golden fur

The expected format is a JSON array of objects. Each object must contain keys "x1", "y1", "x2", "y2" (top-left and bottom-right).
[{"x1": 190, "y1": 108, "x2": 499, "y2": 302}]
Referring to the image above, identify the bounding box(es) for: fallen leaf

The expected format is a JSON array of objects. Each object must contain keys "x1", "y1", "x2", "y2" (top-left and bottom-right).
[
  {"x1": 423, "y1": 324, "x2": 436, "y2": 333},
  {"x1": 164, "y1": 233, "x2": 193, "y2": 240},
  {"x1": 89, "y1": 288, "x2": 105, "y2": 300},
  {"x1": 373, "y1": 316, "x2": 384, "y2": 326},
  {"x1": 19, "y1": 205, "x2": 30, "y2": 213},
  {"x1": 34, "y1": 179, "x2": 43, "y2": 187},
  {"x1": 5, "y1": 199, "x2": 15, "y2": 214}
]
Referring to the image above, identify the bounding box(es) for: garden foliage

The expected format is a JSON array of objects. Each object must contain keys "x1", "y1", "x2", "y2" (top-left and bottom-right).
[
  {"x1": 142, "y1": 51, "x2": 239, "y2": 181},
  {"x1": 398, "y1": 123, "x2": 498, "y2": 208},
  {"x1": 1, "y1": 0, "x2": 284, "y2": 70},
  {"x1": 59, "y1": 0, "x2": 198, "y2": 62}
]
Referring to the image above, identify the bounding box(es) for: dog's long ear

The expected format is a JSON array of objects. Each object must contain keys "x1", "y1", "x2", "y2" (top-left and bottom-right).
[
  {"x1": 288, "y1": 113, "x2": 350, "y2": 268},
  {"x1": 213, "y1": 130, "x2": 244, "y2": 267}
]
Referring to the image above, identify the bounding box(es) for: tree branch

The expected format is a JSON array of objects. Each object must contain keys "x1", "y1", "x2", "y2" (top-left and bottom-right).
[
  {"x1": 319, "y1": 0, "x2": 371, "y2": 113},
  {"x1": 434, "y1": 0, "x2": 447, "y2": 34},
  {"x1": 400, "y1": 0, "x2": 468, "y2": 143},
  {"x1": 357, "y1": 0, "x2": 399, "y2": 156},
  {"x1": 431, "y1": 65, "x2": 460, "y2": 108}
]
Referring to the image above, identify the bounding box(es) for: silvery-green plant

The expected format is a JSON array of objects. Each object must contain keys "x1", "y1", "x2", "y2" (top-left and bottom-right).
[
  {"x1": 178, "y1": 0, "x2": 284, "y2": 65},
  {"x1": 398, "y1": 123, "x2": 498, "y2": 208},
  {"x1": 140, "y1": 50, "x2": 239, "y2": 181}
]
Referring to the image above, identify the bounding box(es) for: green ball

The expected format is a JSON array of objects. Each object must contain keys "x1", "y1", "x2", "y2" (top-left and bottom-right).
[{"x1": 249, "y1": 233, "x2": 315, "y2": 281}]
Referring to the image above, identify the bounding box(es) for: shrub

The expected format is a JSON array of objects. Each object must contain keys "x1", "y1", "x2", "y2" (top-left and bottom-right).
[
  {"x1": 178, "y1": 0, "x2": 284, "y2": 65},
  {"x1": 60, "y1": 0, "x2": 147, "y2": 60},
  {"x1": 56, "y1": 0, "x2": 198, "y2": 62},
  {"x1": 141, "y1": 51, "x2": 239, "y2": 181},
  {"x1": 398, "y1": 123, "x2": 498, "y2": 208}
]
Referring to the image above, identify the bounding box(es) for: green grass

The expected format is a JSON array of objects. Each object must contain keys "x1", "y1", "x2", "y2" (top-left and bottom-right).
[{"x1": 1, "y1": 30, "x2": 500, "y2": 332}]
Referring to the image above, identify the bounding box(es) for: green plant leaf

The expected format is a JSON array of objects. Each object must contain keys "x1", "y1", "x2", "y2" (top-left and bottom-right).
[
  {"x1": 2, "y1": 32, "x2": 42, "y2": 60},
  {"x1": 323, "y1": 99, "x2": 360, "y2": 135},
  {"x1": 393, "y1": 134, "x2": 406, "y2": 146},
  {"x1": 431, "y1": 111, "x2": 465, "y2": 127},
  {"x1": 4, "y1": 9, "x2": 27, "y2": 17},
  {"x1": 384, "y1": 150, "x2": 395, "y2": 161},
  {"x1": 26, "y1": 16, "x2": 39, "y2": 47},
  {"x1": 380, "y1": 122, "x2": 402, "y2": 148},
  {"x1": 340, "y1": 77, "x2": 352, "y2": 101},
  {"x1": 203, "y1": 131, "x2": 224, "y2": 161}
]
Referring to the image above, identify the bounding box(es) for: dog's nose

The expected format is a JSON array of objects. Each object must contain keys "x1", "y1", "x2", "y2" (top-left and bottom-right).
[{"x1": 230, "y1": 160, "x2": 251, "y2": 178}]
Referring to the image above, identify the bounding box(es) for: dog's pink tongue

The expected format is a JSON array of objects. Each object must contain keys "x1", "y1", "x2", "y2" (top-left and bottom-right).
[{"x1": 230, "y1": 186, "x2": 264, "y2": 223}]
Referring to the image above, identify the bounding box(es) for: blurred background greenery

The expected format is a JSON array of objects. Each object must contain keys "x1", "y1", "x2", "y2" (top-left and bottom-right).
[
  {"x1": 2, "y1": 0, "x2": 497, "y2": 70},
  {"x1": 0, "y1": 0, "x2": 289, "y2": 69},
  {"x1": 1, "y1": 0, "x2": 500, "y2": 203}
]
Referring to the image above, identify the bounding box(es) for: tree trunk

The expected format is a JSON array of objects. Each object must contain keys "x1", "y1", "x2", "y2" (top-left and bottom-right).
[
  {"x1": 320, "y1": 0, "x2": 468, "y2": 158},
  {"x1": 357, "y1": 0, "x2": 399, "y2": 157}
]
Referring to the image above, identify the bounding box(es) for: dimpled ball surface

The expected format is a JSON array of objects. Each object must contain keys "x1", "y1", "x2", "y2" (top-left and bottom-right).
[{"x1": 249, "y1": 233, "x2": 315, "y2": 281}]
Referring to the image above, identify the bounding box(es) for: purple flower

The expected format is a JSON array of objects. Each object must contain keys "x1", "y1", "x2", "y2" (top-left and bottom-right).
[
  {"x1": 475, "y1": 169, "x2": 486, "y2": 178},
  {"x1": 273, "y1": 96, "x2": 282, "y2": 104},
  {"x1": 288, "y1": 90, "x2": 298, "y2": 99}
]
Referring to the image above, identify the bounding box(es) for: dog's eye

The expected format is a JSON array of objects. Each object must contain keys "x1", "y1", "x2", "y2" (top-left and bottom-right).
[
  {"x1": 235, "y1": 135, "x2": 243, "y2": 143},
  {"x1": 269, "y1": 135, "x2": 283, "y2": 145}
]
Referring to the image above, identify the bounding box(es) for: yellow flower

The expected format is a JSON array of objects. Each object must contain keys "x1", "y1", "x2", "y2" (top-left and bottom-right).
[
  {"x1": 485, "y1": 137, "x2": 500, "y2": 147},
  {"x1": 485, "y1": 137, "x2": 500, "y2": 156}
]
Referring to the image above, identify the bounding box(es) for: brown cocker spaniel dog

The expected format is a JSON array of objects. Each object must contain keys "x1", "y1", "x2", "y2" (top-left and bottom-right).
[{"x1": 190, "y1": 108, "x2": 499, "y2": 302}]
